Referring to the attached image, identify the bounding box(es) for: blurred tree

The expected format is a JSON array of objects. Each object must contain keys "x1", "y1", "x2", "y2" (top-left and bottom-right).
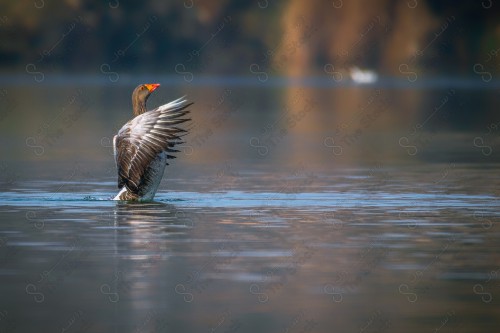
[{"x1": 0, "y1": 0, "x2": 497, "y2": 76}]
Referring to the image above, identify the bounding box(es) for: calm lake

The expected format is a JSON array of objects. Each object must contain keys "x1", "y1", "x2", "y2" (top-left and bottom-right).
[{"x1": 0, "y1": 76, "x2": 499, "y2": 332}]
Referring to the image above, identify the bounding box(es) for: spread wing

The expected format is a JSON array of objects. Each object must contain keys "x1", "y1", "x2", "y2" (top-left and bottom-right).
[{"x1": 113, "y1": 97, "x2": 192, "y2": 194}]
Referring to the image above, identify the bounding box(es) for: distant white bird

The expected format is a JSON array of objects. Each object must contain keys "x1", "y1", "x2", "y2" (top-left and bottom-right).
[
  {"x1": 112, "y1": 84, "x2": 192, "y2": 201},
  {"x1": 349, "y1": 67, "x2": 378, "y2": 84}
]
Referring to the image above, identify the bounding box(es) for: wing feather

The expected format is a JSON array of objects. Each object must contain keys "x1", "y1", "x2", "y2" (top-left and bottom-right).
[{"x1": 114, "y1": 98, "x2": 192, "y2": 194}]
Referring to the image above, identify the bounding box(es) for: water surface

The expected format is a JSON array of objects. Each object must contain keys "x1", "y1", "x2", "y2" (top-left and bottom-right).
[{"x1": 1, "y1": 80, "x2": 499, "y2": 332}]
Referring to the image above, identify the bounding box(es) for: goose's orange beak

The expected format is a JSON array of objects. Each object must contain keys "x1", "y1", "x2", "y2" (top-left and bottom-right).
[{"x1": 144, "y1": 83, "x2": 160, "y2": 92}]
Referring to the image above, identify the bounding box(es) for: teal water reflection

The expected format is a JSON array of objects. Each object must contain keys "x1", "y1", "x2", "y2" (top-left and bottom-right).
[{"x1": 1, "y1": 163, "x2": 499, "y2": 332}]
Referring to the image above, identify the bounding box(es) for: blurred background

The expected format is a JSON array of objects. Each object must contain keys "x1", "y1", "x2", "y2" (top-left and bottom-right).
[
  {"x1": 0, "y1": 0, "x2": 499, "y2": 179},
  {"x1": 0, "y1": 0, "x2": 499, "y2": 76}
]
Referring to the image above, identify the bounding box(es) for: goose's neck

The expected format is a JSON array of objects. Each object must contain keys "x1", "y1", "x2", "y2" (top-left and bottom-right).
[{"x1": 132, "y1": 97, "x2": 147, "y2": 116}]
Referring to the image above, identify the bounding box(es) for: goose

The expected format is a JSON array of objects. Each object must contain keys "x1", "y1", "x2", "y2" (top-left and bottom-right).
[{"x1": 113, "y1": 84, "x2": 192, "y2": 201}]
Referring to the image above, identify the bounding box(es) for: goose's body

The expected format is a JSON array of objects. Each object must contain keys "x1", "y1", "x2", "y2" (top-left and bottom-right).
[{"x1": 113, "y1": 84, "x2": 191, "y2": 201}]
